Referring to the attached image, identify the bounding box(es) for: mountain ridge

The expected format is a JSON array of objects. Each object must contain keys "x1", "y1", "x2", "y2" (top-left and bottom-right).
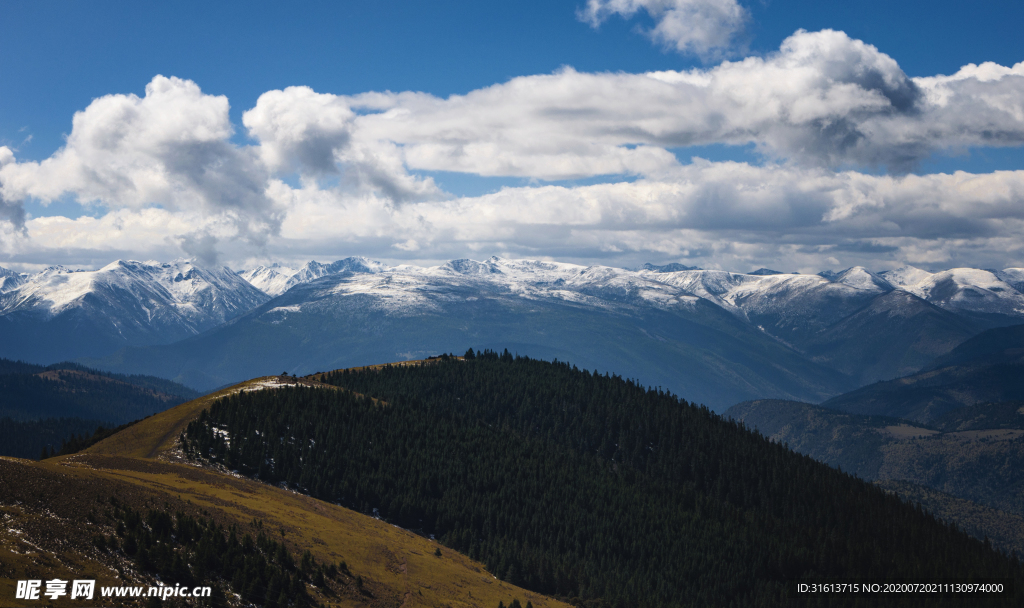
[{"x1": 4, "y1": 256, "x2": 1024, "y2": 407}]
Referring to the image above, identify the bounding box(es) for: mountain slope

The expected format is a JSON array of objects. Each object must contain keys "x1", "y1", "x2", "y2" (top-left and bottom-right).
[
  {"x1": 818, "y1": 324, "x2": 1024, "y2": 422},
  {"x1": 0, "y1": 265, "x2": 25, "y2": 292},
  {"x1": 92, "y1": 267, "x2": 853, "y2": 409},
  {"x1": 1, "y1": 372, "x2": 567, "y2": 608},
  {"x1": 727, "y1": 399, "x2": 1024, "y2": 554},
  {"x1": 875, "y1": 479, "x2": 1024, "y2": 560},
  {"x1": 178, "y1": 354, "x2": 1024, "y2": 607},
  {"x1": 0, "y1": 259, "x2": 269, "y2": 363},
  {"x1": 926, "y1": 323, "x2": 1024, "y2": 369},
  {"x1": 0, "y1": 357, "x2": 199, "y2": 423},
  {"x1": 800, "y1": 290, "x2": 979, "y2": 384},
  {"x1": 240, "y1": 257, "x2": 388, "y2": 296},
  {"x1": 880, "y1": 266, "x2": 1024, "y2": 326},
  {"x1": 727, "y1": 399, "x2": 901, "y2": 479}
]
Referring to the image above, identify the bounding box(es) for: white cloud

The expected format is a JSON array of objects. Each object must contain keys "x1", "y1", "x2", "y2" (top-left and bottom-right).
[
  {"x1": 242, "y1": 86, "x2": 354, "y2": 176},
  {"x1": 0, "y1": 147, "x2": 26, "y2": 242},
  {"x1": 327, "y1": 30, "x2": 1024, "y2": 176},
  {"x1": 0, "y1": 76, "x2": 282, "y2": 262},
  {"x1": 2, "y1": 31, "x2": 1024, "y2": 271},
  {"x1": 578, "y1": 0, "x2": 749, "y2": 58},
  {"x1": 261, "y1": 161, "x2": 1024, "y2": 271},
  {"x1": 7, "y1": 161, "x2": 1024, "y2": 272},
  {"x1": 244, "y1": 86, "x2": 441, "y2": 202}
]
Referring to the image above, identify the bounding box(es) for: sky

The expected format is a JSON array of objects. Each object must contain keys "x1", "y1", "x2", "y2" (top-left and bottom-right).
[{"x1": 1, "y1": 0, "x2": 1024, "y2": 274}]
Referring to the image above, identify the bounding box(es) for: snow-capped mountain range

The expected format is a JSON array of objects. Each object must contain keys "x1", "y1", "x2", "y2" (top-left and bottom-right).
[
  {"x1": 1, "y1": 255, "x2": 1022, "y2": 407},
  {"x1": 238, "y1": 258, "x2": 390, "y2": 296},
  {"x1": 0, "y1": 259, "x2": 268, "y2": 362},
  {"x1": 2, "y1": 259, "x2": 266, "y2": 324},
  {"x1": 232, "y1": 257, "x2": 1024, "y2": 323}
]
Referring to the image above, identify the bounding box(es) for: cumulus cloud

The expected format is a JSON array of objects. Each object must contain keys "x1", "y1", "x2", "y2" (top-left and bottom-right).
[
  {"x1": 243, "y1": 86, "x2": 354, "y2": 176},
  {"x1": 9, "y1": 160, "x2": 1024, "y2": 272},
  {"x1": 0, "y1": 76, "x2": 283, "y2": 256},
  {"x1": 578, "y1": 0, "x2": 749, "y2": 58},
  {"x1": 0, "y1": 192, "x2": 26, "y2": 244},
  {"x1": 243, "y1": 86, "x2": 441, "y2": 202},
  {"x1": 324, "y1": 30, "x2": 1022, "y2": 176},
  {"x1": 260, "y1": 162, "x2": 1024, "y2": 270},
  {"x1": 2, "y1": 30, "x2": 1024, "y2": 272},
  {"x1": 0, "y1": 147, "x2": 27, "y2": 243}
]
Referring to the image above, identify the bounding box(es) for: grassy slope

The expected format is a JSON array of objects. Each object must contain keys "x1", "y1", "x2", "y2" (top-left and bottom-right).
[{"x1": 1, "y1": 361, "x2": 566, "y2": 608}]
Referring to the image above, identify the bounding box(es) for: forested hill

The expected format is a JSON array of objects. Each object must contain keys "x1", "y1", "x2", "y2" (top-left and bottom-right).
[
  {"x1": 182, "y1": 351, "x2": 1023, "y2": 607},
  {"x1": 0, "y1": 357, "x2": 200, "y2": 422},
  {"x1": 0, "y1": 357, "x2": 201, "y2": 459}
]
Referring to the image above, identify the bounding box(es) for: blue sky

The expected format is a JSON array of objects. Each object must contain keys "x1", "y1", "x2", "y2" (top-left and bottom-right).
[
  {"x1": 1, "y1": 0, "x2": 1024, "y2": 272},
  {"x1": 5, "y1": 0, "x2": 1023, "y2": 160}
]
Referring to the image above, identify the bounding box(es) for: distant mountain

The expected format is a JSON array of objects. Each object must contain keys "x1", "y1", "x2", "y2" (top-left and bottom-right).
[
  {"x1": 799, "y1": 290, "x2": 978, "y2": 384},
  {"x1": 926, "y1": 323, "x2": 1024, "y2": 369},
  {"x1": 639, "y1": 262, "x2": 700, "y2": 272},
  {"x1": 728, "y1": 398, "x2": 1024, "y2": 550},
  {"x1": 880, "y1": 265, "x2": 1024, "y2": 326},
  {"x1": 3, "y1": 255, "x2": 1023, "y2": 404},
  {"x1": 748, "y1": 267, "x2": 785, "y2": 275},
  {"x1": 931, "y1": 400, "x2": 1024, "y2": 431},
  {"x1": 999, "y1": 268, "x2": 1024, "y2": 292},
  {"x1": 0, "y1": 265, "x2": 26, "y2": 292},
  {"x1": 727, "y1": 399, "x2": 903, "y2": 480},
  {"x1": 83, "y1": 257, "x2": 1024, "y2": 405},
  {"x1": 239, "y1": 256, "x2": 387, "y2": 296},
  {"x1": 818, "y1": 324, "x2": 1024, "y2": 422},
  {"x1": 236, "y1": 263, "x2": 296, "y2": 296},
  {"x1": 94, "y1": 258, "x2": 854, "y2": 407},
  {"x1": 874, "y1": 479, "x2": 1024, "y2": 559},
  {"x1": 0, "y1": 356, "x2": 199, "y2": 460},
  {"x1": 0, "y1": 417, "x2": 109, "y2": 460},
  {"x1": 0, "y1": 259, "x2": 269, "y2": 363},
  {"x1": 0, "y1": 357, "x2": 200, "y2": 422}
]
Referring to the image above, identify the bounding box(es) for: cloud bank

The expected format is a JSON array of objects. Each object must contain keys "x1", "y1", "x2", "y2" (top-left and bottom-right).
[{"x1": 1, "y1": 30, "x2": 1024, "y2": 272}]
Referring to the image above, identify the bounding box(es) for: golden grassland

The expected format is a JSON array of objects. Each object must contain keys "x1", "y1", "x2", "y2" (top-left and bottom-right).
[{"x1": 1, "y1": 360, "x2": 567, "y2": 608}]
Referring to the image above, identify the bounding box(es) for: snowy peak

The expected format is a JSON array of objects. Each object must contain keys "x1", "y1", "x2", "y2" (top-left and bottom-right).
[
  {"x1": 641, "y1": 262, "x2": 700, "y2": 273},
  {"x1": 325, "y1": 256, "x2": 389, "y2": 275},
  {"x1": 832, "y1": 267, "x2": 893, "y2": 293},
  {"x1": 997, "y1": 268, "x2": 1024, "y2": 293},
  {"x1": 903, "y1": 268, "x2": 1024, "y2": 316},
  {"x1": 239, "y1": 264, "x2": 296, "y2": 297},
  {"x1": 149, "y1": 259, "x2": 269, "y2": 321},
  {"x1": 293, "y1": 260, "x2": 336, "y2": 284},
  {"x1": 0, "y1": 266, "x2": 26, "y2": 293},
  {"x1": 0, "y1": 259, "x2": 268, "y2": 330},
  {"x1": 879, "y1": 265, "x2": 933, "y2": 288},
  {"x1": 240, "y1": 257, "x2": 388, "y2": 296},
  {"x1": 441, "y1": 258, "x2": 504, "y2": 275}
]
